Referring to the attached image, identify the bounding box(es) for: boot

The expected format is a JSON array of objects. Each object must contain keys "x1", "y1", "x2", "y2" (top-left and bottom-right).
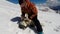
[{"x1": 38, "y1": 31, "x2": 43, "y2": 34}]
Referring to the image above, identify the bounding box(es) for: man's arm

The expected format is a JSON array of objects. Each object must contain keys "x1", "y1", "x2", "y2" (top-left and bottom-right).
[
  {"x1": 21, "y1": 10, "x2": 25, "y2": 17},
  {"x1": 21, "y1": 9, "x2": 25, "y2": 20},
  {"x1": 29, "y1": 4, "x2": 37, "y2": 19}
]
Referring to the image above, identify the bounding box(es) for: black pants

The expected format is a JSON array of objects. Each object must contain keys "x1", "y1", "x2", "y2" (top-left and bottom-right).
[{"x1": 29, "y1": 16, "x2": 43, "y2": 32}]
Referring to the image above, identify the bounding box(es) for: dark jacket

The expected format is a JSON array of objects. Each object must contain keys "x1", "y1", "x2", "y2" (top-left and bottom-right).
[{"x1": 19, "y1": 0, "x2": 38, "y2": 20}]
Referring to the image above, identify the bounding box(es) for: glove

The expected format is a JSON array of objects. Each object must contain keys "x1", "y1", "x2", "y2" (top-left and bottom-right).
[{"x1": 21, "y1": 16, "x2": 26, "y2": 20}]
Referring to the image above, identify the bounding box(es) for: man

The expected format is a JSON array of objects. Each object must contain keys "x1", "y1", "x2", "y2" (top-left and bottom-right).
[{"x1": 18, "y1": 0, "x2": 43, "y2": 34}]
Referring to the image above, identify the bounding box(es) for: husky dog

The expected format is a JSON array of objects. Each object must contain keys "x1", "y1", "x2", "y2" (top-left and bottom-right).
[
  {"x1": 18, "y1": 14, "x2": 35, "y2": 29},
  {"x1": 19, "y1": 18, "x2": 34, "y2": 29}
]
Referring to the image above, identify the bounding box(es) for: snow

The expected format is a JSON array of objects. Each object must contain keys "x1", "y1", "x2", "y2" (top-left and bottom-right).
[{"x1": 0, "y1": 0, "x2": 60, "y2": 34}]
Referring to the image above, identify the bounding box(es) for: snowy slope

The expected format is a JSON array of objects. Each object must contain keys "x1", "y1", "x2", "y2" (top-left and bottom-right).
[
  {"x1": 0, "y1": 0, "x2": 36, "y2": 34},
  {"x1": 0, "y1": 0, "x2": 60, "y2": 34}
]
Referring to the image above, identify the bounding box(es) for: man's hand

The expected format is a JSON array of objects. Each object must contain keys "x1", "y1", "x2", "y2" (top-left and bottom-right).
[{"x1": 21, "y1": 16, "x2": 26, "y2": 20}]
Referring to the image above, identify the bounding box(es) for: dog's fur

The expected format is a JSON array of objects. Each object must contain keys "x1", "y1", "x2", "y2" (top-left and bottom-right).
[{"x1": 18, "y1": 18, "x2": 35, "y2": 29}]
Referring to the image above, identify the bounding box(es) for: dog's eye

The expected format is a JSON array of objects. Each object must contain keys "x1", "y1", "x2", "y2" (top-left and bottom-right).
[{"x1": 25, "y1": 20, "x2": 29, "y2": 22}]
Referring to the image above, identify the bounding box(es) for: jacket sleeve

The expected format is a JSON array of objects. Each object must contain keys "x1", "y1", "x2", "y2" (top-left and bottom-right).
[
  {"x1": 29, "y1": 4, "x2": 37, "y2": 19},
  {"x1": 21, "y1": 9, "x2": 25, "y2": 17}
]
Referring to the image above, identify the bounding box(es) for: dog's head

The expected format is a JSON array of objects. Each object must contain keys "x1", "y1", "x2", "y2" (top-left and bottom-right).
[{"x1": 18, "y1": 18, "x2": 33, "y2": 29}]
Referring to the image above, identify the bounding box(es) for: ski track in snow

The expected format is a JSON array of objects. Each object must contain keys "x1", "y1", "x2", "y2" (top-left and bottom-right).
[{"x1": 0, "y1": 0, "x2": 60, "y2": 34}]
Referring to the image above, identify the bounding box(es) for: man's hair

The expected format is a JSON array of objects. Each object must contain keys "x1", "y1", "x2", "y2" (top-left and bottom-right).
[
  {"x1": 18, "y1": 0, "x2": 30, "y2": 5},
  {"x1": 18, "y1": 0, "x2": 24, "y2": 5}
]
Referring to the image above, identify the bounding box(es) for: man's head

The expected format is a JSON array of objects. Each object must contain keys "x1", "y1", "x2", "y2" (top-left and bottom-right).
[{"x1": 18, "y1": 0, "x2": 30, "y2": 5}]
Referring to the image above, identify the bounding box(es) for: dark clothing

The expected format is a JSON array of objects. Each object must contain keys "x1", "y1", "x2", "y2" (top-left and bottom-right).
[{"x1": 29, "y1": 15, "x2": 43, "y2": 32}]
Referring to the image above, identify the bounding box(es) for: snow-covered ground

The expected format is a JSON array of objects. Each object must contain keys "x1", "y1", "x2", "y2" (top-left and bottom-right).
[{"x1": 0, "y1": 0, "x2": 60, "y2": 34}]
